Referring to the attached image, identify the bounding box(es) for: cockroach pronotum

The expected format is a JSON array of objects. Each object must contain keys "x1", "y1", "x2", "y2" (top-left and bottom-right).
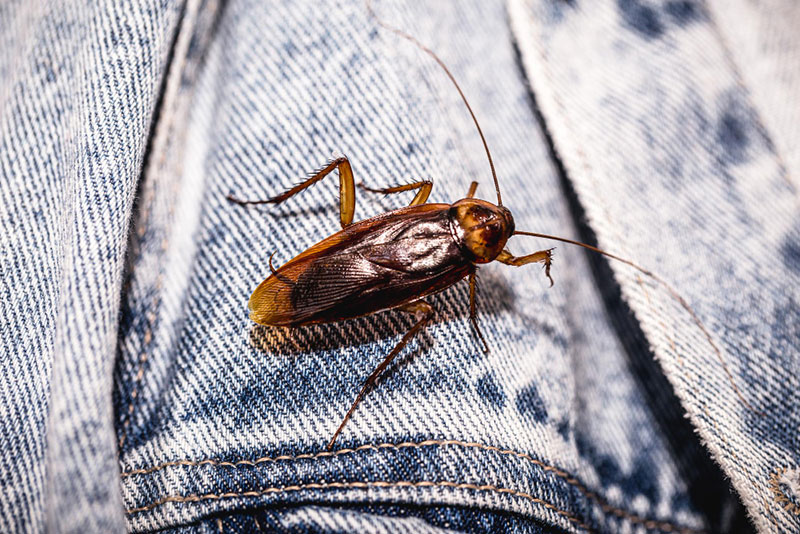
[{"x1": 227, "y1": 4, "x2": 756, "y2": 451}]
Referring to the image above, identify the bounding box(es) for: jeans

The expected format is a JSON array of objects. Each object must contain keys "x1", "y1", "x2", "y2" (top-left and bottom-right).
[{"x1": 1, "y1": 0, "x2": 798, "y2": 532}]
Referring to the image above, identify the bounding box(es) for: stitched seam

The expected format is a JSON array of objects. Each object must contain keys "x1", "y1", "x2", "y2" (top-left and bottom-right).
[
  {"x1": 769, "y1": 467, "x2": 800, "y2": 517},
  {"x1": 125, "y1": 479, "x2": 593, "y2": 532},
  {"x1": 120, "y1": 439, "x2": 702, "y2": 533},
  {"x1": 118, "y1": 174, "x2": 167, "y2": 450}
]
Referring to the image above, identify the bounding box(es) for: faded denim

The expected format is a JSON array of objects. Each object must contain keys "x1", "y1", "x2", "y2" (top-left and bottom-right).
[{"x1": 1, "y1": 0, "x2": 798, "y2": 533}]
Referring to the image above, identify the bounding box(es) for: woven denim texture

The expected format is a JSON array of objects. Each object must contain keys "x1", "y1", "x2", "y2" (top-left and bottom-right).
[
  {"x1": 511, "y1": 0, "x2": 800, "y2": 532},
  {"x1": 1, "y1": 0, "x2": 798, "y2": 533},
  {"x1": 0, "y1": 1, "x2": 184, "y2": 532}
]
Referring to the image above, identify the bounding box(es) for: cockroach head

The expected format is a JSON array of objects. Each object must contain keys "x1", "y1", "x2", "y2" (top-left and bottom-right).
[{"x1": 450, "y1": 199, "x2": 515, "y2": 263}]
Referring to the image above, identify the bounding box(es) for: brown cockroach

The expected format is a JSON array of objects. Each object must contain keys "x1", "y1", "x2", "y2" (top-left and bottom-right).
[{"x1": 227, "y1": 6, "x2": 755, "y2": 451}]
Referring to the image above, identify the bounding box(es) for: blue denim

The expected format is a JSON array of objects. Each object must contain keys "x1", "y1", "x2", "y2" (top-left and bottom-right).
[{"x1": 1, "y1": 0, "x2": 798, "y2": 533}]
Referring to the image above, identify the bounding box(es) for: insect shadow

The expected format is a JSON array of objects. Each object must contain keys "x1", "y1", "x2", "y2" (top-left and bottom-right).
[
  {"x1": 245, "y1": 268, "x2": 518, "y2": 360},
  {"x1": 247, "y1": 315, "x2": 399, "y2": 358},
  {"x1": 248, "y1": 316, "x2": 436, "y2": 393},
  {"x1": 270, "y1": 203, "x2": 338, "y2": 221}
]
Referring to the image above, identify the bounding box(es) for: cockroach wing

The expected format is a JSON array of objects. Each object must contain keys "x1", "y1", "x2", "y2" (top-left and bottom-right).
[{"x1": 247, "y1": 204, "x2": 473, "y2": 326}]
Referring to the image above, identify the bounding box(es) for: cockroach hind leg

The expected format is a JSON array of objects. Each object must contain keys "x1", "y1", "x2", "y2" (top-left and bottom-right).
[
  {"x1": 228, "y1": 156, "x2": 357, "y2": 229},
  {"x1": 326, "y1": 301, "x2": 434, "y2": 450}
]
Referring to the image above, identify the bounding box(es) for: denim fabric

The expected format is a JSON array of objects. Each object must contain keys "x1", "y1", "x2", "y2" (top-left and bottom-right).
[
  {"x1": 1, "y1": 0, "x2": 798, "y2": 533},
  {"x1": 510, "y1": 0, "x2": 800, "y2": 532},
  {"x1": 0, "y1": 1, "x2": 185, "y2": 531}
]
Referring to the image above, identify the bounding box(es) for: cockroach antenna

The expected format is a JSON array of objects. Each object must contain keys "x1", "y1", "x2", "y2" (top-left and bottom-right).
[{"x1": 365, "y1": 0, "x2": 503, "y2": 207}]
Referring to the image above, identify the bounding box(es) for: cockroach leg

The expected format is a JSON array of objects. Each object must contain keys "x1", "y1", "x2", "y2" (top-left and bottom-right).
[
  {"x1": 227, "y1": 156, "x2": 356, "y2": 229},
  {"x1": 497, "y1": 248, "x2": 555, "y2": 287},
  {"x1": 265, "y1": 250, "x2": 294, "y2": 286},
  {"x1": 358, "y1": 180, "x2": 433, "y2": 206},
  {"x1": 327, "y1": 300, "x2": 434, "y2": 450},
  {"x1": 468, "y1": 272, "x2": 490, "y2": 354},
  {"x1": 268, "y1": 251, "x2": 279, "y2": 275},
  {"x1": 466, "y1": 181, "x2": 478, "y2": 199}
]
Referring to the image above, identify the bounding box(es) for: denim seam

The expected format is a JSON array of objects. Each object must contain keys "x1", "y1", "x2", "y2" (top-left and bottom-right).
[
  {"x1": 118, "y1": 0, "x2": 203, "y2": 451},
  {"x1": 635, "y1": 275, "x2": 680, "y2": 365},
  {"x1": 531, "y1": 25, "x2": 762, "y2": 526},
  {"x1": 507, "y1": 4, "x2": 787, "y2": 529},
  {"x1": 120, "y1": 439, "x2": 703, "y2": 533},
  {"x1": 125, "y1": 479, "x2": 593, "y2": 532},
  {"x1": 769, "y1": 467, "x2": 800, "y2": 518}
]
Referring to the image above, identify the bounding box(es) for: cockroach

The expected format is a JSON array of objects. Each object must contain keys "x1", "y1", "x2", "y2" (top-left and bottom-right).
[{"x1": 227, "y1": 4, "x2": 757, "y2": 451}]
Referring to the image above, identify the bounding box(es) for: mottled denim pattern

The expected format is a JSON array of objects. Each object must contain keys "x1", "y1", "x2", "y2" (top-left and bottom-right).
[
  {"x1": 511, "y1": 0, "x2": 799, "y2": 532},
  {"x1": 2, "y1": 0, "x2": 798, "y2": 532}
]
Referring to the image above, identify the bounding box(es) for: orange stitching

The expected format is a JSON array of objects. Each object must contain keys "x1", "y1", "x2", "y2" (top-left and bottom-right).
[
  {"x1": 118, "y1": 145, "x2": 162, "y2": 450},
  {"x1": 121, "y1": 439, "x2": 560, "y2": 477},
  {"x1": 118, "y1": 228, "x2": 161, "y2": 448},
  {"x1": 120, "y1": 438, "x2": 703, "y2": 533},
  {"x1": 118, "y1": 206, "x2": 172, "y2": 449},
  {"x1": 125, "y1": 479, "x2": 593, "y2": 531},
  {"x1": 769, "y1": 467, "x2": 800, "y2": 517}
]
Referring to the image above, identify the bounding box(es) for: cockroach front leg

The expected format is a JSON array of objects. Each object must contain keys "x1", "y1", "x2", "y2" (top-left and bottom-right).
[
  {"x1": 468, "y1": 272, "x2": 490, "y2": 354},
  {"x1": 327, "y1": 300, "x2": 434, "y2": 450},
  {"x1": 466, "y1": 181, "x2": 478, "y2": 198},
  {"x1": 358, "y1": 180, "x2": 433, "y2": 206},
  {"x1": 227, "y1": 156, "x2": 357, "y2": 229},
  {"x1": 496, "y1": 248, "x2": 555, "y2": 286}
]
